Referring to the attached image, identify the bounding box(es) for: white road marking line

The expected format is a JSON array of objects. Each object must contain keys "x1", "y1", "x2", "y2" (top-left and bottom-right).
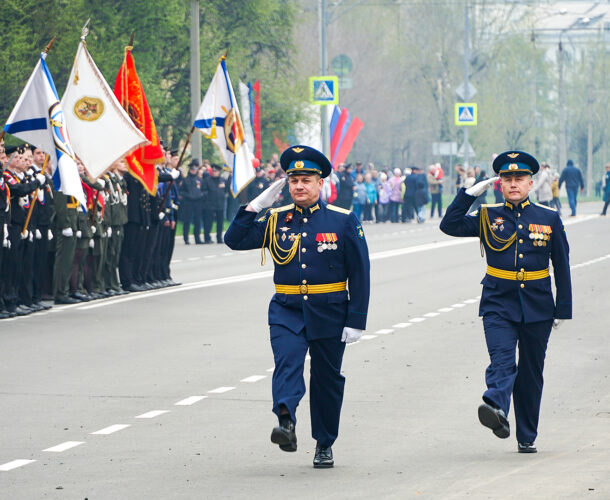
[
  {"x1": 438, "y1": 307, "x2": 454, "y2": 313},
  {"x1": 43, "y1": 441, "x2": 84, "y2": 453},
  {"x1": 205, "y1": 255, "x2": 217, "y2": 259},
  {"x1": 463, "y1": 298, "x2": 478, "y2": 304},
  {"x1": 361, "y1": 335, "x2": 377, "y2": 340},
  {"x1": 0, "y1": 459, "x2": 36, "y2": 471},
  {"x1": 72, "y1": 217, "x2": 604, "y2": 312},
  {"x1": 423, "y1": 312, "x2": 439, "y2": 317},
  {"x1": 241, "y1": 375, "x2": 266, "y2": 383},
  {"x1": 451, "y1": 303, "x2": 466, "y2": 308},
  {"x1": 222, "y1": 252, "x2": 233, "y2": 256},
  {"x1": 136, "y1": 410, "x2": 170, "y2": 419},
  {"x1": 91, "y1": 424, "x2": 130, "y2": 435},
  {"x1": 171, "y1": 259, "x2": 182, "y2": 264},
  {"x1": 410, "y1": 317, "x2": 426, "y2": 323},
  {"x1": 392, "y1": 323, "x2": 412, "y2": 328},
  {"x1": 266, "y1": 367, "x2": 275, "y2": 372},
  {"x1": 175, "y1": 396, "x2": 207, "y2": 406},
  {"x1": 375, "y1": 329, "x2": 394, "y2": 334},
  {"x1": 208, "y1": 386, "x2": 235, "y2": 394},
  {"x1": 187, "y1": 257, "x2": 199, "y2": 261}
]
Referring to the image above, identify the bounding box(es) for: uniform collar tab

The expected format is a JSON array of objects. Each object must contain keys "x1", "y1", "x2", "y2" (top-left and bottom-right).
[
  {"x1": 520, "y1": 198, "x2": 531, "y2": 209},
  {"x1": 296, "y1": 199, "x2": 321, "y2": 216},
  {"x1": 504, "y1": 200, "x2": 513, "y2": 209}
]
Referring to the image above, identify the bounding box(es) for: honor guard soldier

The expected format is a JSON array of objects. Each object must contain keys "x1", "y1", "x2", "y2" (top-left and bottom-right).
[
  {"x1": 440, "y1": 151, "x2": 572, "y2": 453},
  {"x1": 225, "y1": 145, "x2": 370, "y2": 468}
]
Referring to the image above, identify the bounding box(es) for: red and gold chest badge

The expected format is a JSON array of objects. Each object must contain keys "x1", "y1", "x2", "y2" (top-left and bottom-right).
[
  {"x1": 316, "y1": 233, "x2": 338, "y2": 252},
  {"x1": 491, "y1": 217, "x2": 505, "y2": 231}
]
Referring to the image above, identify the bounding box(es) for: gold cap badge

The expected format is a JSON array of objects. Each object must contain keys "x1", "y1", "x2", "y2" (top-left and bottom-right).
[
  {"x1": 507, "y1": 153, "x2": 519, "y2": 159},
  {"x1": 292, "y1": 147, "x2": 304, "y2": 153},
  {"x1": 295, "y1": 161, "x2": 304, "y2": 168},
  {"x1": 509, "y1": 163, "x2": 518, "y2": 170}
]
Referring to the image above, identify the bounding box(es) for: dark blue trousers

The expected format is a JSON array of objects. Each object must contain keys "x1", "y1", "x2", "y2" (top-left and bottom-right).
[
  {"x1": 270, "y1": 324, "x2": 346, "y2": 447},
  {"x1": 483, "y1": 313, "x2": 553, "y2": 443},
  {"x1": 566, "y1": 187, "x2": 578, "y2": 216}
]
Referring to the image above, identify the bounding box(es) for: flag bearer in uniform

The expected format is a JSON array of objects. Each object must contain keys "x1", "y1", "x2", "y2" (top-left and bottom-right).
[
  {"x1": 440, "y1": 151, "x2": 572, "y2": 453},
  {"x1": 225, "y1": 145, "x2": 370, "y2": 468}
]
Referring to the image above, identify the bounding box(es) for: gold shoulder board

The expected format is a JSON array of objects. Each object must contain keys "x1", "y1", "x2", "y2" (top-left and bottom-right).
[
  {"x1": 534, "y1": 203, "x2": 557, "y2": 212},
  {"x1": 270, "y1": 203, "x2": 295, "y2": 214},
  {"x1": 327, "y1": 204, "x2": 351, "y2": 215}
]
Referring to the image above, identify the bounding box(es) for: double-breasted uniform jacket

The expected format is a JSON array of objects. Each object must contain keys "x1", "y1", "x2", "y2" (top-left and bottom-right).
[
  {"x1": 224, "y1": 200, "x2": 370, "y2": 340},
  {"x1": 440, "y1": 189, "x2": 572, "y2": 323}
]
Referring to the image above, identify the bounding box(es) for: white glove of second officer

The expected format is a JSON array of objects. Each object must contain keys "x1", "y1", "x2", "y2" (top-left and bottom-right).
[
  {"x1": 170, "y1": 169, "x2": 180, "y2": 180},
  {"x1": 35, "y1": 229, "x2": 42, "y2": 240},
  {"x1": 47, "y1": 229, "x2": 54, "y2": 241},
  {"x1": 341, "y1": 327, "x2": 363, "y2": 344},
  {"x1": 35, "y1": 173, "x2": 46, "y2": 186},
  {"x1": 552, "y1": 319, "x2": 563, "y2": 329},
  {"x1": 61, "y1": 227, "x2": 74, "y2": 237},
  {"x1": 248, "y1": 178, "x2": 286, "y2": 213},
  {"x1": 465, "y1": 176, "x2": 498, "y2": 197}
]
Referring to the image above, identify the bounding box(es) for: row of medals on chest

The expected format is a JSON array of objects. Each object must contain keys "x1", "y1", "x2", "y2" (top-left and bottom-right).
[
  {"x1": 492, "y1": 218, "x2": 549, "y2": 247},
  {"x1": 278, "y1": 226, "x2": 338, "y2": 252}
]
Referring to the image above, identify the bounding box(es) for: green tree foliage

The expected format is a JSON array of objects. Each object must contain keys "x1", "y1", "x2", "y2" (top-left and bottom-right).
[{"x1": 0, "y1": 0, "x2": 299, "y2": 160}]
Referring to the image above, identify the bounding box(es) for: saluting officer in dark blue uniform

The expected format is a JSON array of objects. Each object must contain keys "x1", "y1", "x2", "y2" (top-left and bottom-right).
[
  {"x1": 225, "y1": 145, "x2": 370, "y2": 468},
  {"x1": 440, "y1": 151, "x2": 572, "y2": 453}
]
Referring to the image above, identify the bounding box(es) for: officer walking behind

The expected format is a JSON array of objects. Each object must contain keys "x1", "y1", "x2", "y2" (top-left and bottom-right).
[
  {"x1": 440, "y1": 151, "x2": 572, "y2": 453},
  {"x1": 225, "y1": 145, "x2": 370, "y2": 468},
  {"x1": 558, "y1": 159, "x2": 585, "y2": 217}
]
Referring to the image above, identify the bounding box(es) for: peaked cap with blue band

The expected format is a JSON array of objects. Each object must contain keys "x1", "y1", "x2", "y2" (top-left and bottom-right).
[
  {"x1": 493, "y1": 150, "x2": 539, "y2": 176},
  {"x1": 280, "y1": 145, "x2": 332, "y2": 178}
]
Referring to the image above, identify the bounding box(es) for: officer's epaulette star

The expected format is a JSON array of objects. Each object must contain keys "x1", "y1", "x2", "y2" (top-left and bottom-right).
[
  {"x1": 327, "y1": 204, "x2": 351, "y2": 215},
  {"x1": 534, "y1": 203, "x2": 557, "y2": 211},
  {"x1": 270, "y1": 203, "x2": 295, "y2": 214}
]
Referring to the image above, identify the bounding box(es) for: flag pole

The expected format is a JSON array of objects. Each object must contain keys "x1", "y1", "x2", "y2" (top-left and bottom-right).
[
  {"x1": 20, "y1": 35, "x2": 57, "y2": 236},
  {"x1": 157, "y1": 126, "x2": 195, "y2": 217},
  {"x1": 22, "y1": 154, "x2": 49, "y2": 236}
]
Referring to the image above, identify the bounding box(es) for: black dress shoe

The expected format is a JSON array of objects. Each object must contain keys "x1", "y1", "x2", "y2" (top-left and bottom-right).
[
  {"x1": 29, "y1": 303, "x2": 45, "y2": 312},
  {"x1": 518, "y1": 442, "x2": 537, "y2": 453},
  {"x1": 270, "y1": 417, "x2": 297, "y2": 452},
  {"x1": 71, "y1": 292, "x2": 90, "y2": 302},
  {"x1": 0, "y1": 310, "x2": 10, "y2": 319},
  {"x1": 478, "y1": 402, "x2": 510, "y2": 439},
  {"x1": 55, "y1": 296, "x2": 80, "y2": 305},
  {"x1": 125, "y1": 284, "x2": 145, "y2": 292},
  {"x1": 15, "y1": 305, "x2": 32, "y2": 315},
  {"x1": 313, "y1": 444, "x2": 334, "y2": 468},
  {"x1": 37, "y1": 302, "x2": 52, "y2": 310}
]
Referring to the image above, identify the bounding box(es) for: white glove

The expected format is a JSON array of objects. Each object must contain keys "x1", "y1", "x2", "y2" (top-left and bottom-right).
[
  {"x1": 48, "y1": 229, "x2": 54, "y2": 241},
  {"x1": 341, "y1": 327, "x2": 363, "y2": 344},
  {"x1": 35, "y1": 229, "x2": 42, "y2": 240},
  {"x1": 97, "y1": 178, "x2": 106, "y2": 189},
  {"x1": 76, "y1": 230, "x2": 82, "y2": 239},
  {"x1": 20, "y1": 230, "x2": 28, "y2": 240},
  {"x1": 107, "y1": 227, "x2": 112, "y2": 237},
  {"x1": 28, "y1": 231, "x2": 33, "y2": 242},
  {"x1": 466, "y1": 176, "x2": 498, "y2": 197},
  {"x1": 249, "y1": 178, "x2": 286, "y2": 213},
  {"x1": 158, "y1": 212, "x2": 165, "y2": 220},
  {"x1": 170, "y1": 169, "x2": 180, "y2": 180},
  {"x1": 89, "y1": 239, "x2": 94, "y2": 248},
  {"x1": 552, "y1": 319, "x2": 563, "y2": 329},
  {"x1": 35, "y1": 173, "x2": 46, "y2": 186},
  {"x1": 2, "y1": 225, "x2": 8, "y2": 248},
  {"x1": 61, "y1": 227, "x2": 73, "y2": 237},
  {"x1": 19, "y1": 196, "x2": 28, "y2": 207},
  {"x1": 91, "y1": 226, "x2": 96, "y2": 234},
  {"x1": 2, "y1": 238, "x2": 8, "y2": 248}
]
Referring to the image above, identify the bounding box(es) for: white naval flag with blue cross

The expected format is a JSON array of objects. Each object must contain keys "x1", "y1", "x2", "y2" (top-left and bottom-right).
[
  {"x1": 3, "y1": 53, "x2": 86, "y2": 208},
  {"x1": 194, "y1": 58, "x2": 255, "y2": 196}
]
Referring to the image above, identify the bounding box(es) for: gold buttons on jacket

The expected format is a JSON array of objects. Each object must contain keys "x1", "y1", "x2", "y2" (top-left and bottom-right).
[
  {"x1": 302, "y1": 279, "x2": 307, "y2": 284},
  {"x1": 303, "y1": 218, "x2": 308, "y2": 223},
  {"x1": 520, "y1": 283, "x2": 525, "y2": 288},
  {"x1": 301, "y1": 263, "x2": 306, "y2": 269},
  {"x1": 519, "y1": 253, "x2": 523, "y2": 259},
  {"x1": 519, "y1": 239, "x2": 523, "y2": 244},
  {"x1": 518, "y1": 224, "x2": 523, "y2": 229},
  {"x1": 302, "y1": 232, "x2": 307, "y2": 237},
  {"x1": 303, "y1": 295, "x2": 308, "y2": 300},
  {"x1": 302, "y1": 248, "x2": 307, "y2": 253}
]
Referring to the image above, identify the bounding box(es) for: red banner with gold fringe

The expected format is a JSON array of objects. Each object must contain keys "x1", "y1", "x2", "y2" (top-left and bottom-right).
[{"x1": 113, "y1": 48, "x2": 163, "y2": 195}]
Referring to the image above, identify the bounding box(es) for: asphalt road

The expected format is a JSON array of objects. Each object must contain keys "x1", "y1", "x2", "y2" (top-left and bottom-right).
[{"x1": 1, "y1": 201, "x2": 609, "y2": 499}]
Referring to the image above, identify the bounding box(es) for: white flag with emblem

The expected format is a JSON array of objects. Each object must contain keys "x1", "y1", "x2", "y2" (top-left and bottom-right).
[
  {"x1": 61, "y1": 41, "x2": 148, "y2": 179},
  {"x1": 194, "y1": 58, "x2": 255, "y2": 196}
]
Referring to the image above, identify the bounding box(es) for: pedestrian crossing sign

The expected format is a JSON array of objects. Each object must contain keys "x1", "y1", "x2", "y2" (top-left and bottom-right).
[
  {"x1": 455, "y1": 103, "x2": 478, "y2": 126},
  {"x1": 310, "y1": 76, "x2": 339, "y2": 105}
]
